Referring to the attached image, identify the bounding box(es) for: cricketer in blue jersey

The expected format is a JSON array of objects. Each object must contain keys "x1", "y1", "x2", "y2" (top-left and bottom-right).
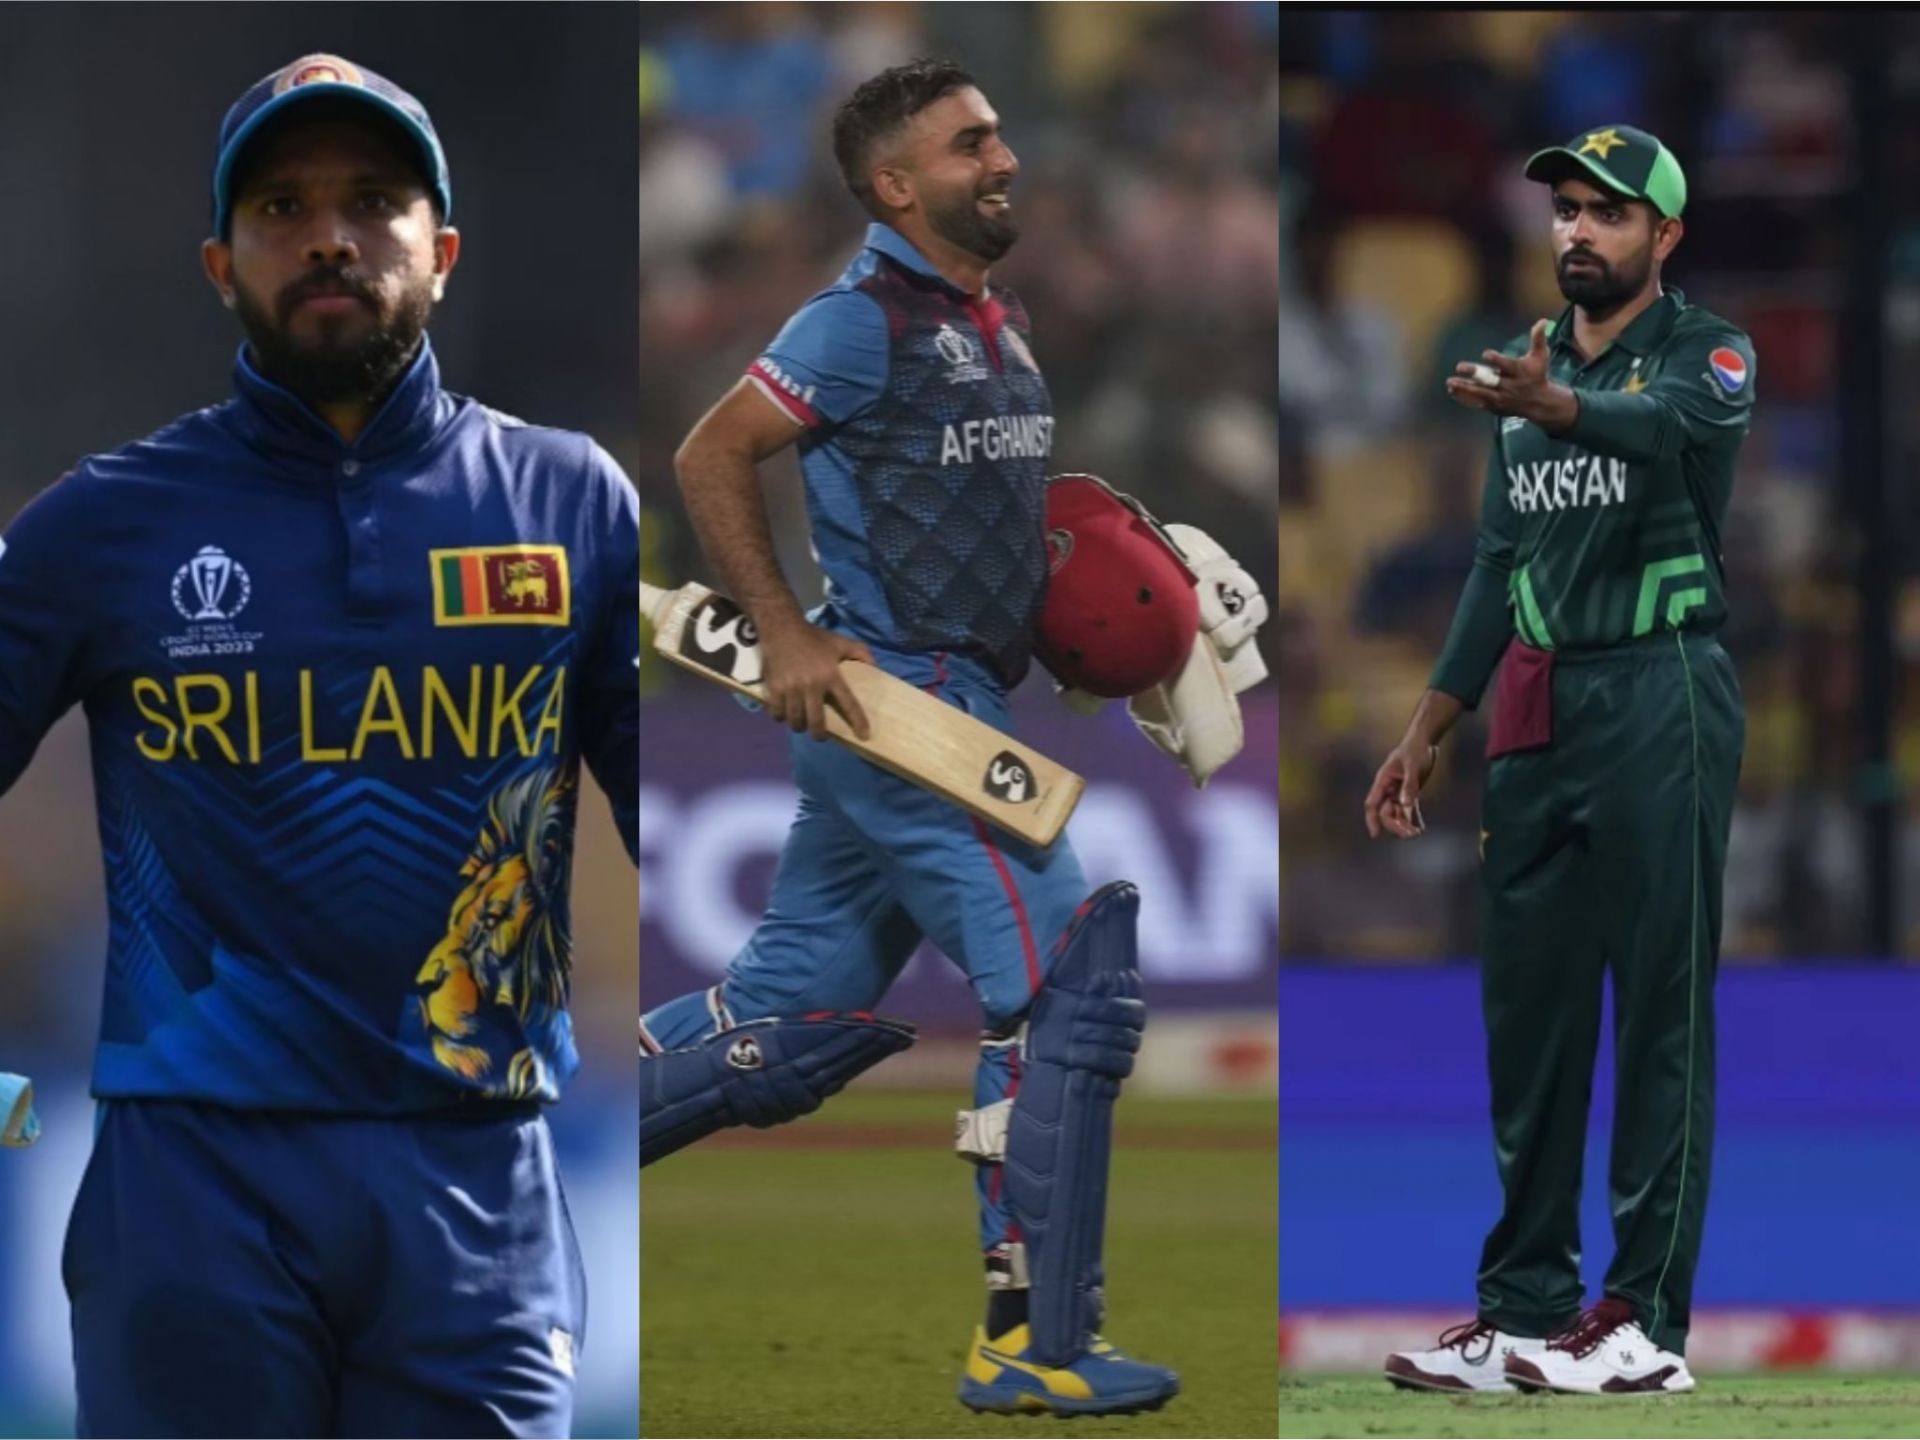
[
  {"x1": 0, "y1": 56, "x2": 637, "y2": 1438},
  {"x1": 638, "y1": 60, "x2": 1178, "y2": 1417}
]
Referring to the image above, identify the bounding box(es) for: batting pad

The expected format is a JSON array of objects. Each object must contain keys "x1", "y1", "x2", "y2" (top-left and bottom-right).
[
  {"x1": 639, "y1": 1013, "x2": 915, "y2": 1167},
  {"x1": 1004, "y1": 882, "x2": 1147, "y2": 1365}
]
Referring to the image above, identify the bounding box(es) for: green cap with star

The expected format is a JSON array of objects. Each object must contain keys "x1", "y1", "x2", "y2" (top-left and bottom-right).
[{"x1": 1524, "y1": 125, "x2": 1687, "y2": 219}]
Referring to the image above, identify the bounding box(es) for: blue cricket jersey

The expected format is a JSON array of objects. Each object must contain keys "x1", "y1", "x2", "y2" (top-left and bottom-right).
[
  {"x1": 0, "y1": 339, "x2": 638, "y2": 1113},
  {"x1": 746, "y1": 223, "x2": 1055, "y2": 687}
]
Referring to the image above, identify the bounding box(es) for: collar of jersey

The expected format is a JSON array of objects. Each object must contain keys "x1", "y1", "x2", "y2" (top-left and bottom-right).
[
  {"x1": 864, "y1": 222, "x2": 972, "y2": 296},
  {"x1": 1549, "y1": 286, "x2": 1684, "y2": 361},
  {"x1": 229, "y1": 335, "x2": 450, "y2": 470}
]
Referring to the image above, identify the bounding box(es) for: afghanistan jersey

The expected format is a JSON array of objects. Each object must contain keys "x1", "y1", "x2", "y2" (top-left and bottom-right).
[
  {"x1": 746, "y1": 222, "x2": 1055, "y2": 689},
  {"x1": 0, "y1": 340, "x2": 639, "y2": 1113},
  {"x1": 1432, "y1": 289, "x2": 1756, "y2": 705}
]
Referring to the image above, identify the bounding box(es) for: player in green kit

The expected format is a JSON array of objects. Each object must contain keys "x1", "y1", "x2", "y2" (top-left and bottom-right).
[{"x1": 1364, "y1": 125, "x2": 1754, "y2": 1396}]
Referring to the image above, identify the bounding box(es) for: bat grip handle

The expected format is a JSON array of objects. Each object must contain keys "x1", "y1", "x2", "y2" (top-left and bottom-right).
[{"x1": 640, "y1": 581, "x2": 674, "y2": 629}]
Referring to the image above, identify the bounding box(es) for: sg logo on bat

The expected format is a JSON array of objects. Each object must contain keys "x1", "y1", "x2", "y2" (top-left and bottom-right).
[
  {"x1": 982, "y1": 751, "x2": 1038, "y2": 805},
  {"x1": 681, "y1": 596, "x2": 764, "y2": 686}
]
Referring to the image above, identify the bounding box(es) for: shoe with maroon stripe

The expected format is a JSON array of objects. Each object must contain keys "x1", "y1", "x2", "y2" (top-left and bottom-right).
[
  {"x1": 1504, "y1": 1298, "x2": 1696, "y2": 1395},
  {"x1": 1383, "y1": 1319, "x2": 1545, "y2": 1392}
]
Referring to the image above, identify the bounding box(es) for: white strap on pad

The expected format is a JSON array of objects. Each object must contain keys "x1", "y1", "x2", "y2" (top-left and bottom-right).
[{"x1": 955, "y1": 1097, "x2": 1013, "y2": 1164}]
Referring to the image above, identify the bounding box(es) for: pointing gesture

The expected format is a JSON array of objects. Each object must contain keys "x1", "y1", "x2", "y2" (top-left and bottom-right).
[{"x1": 1445, "y1": 319, "x2": 1579, "y2": 435}]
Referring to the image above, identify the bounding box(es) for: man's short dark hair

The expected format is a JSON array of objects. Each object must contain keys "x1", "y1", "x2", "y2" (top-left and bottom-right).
[{"x1": 831, "y1": 57, "x2": 976, "y2": 212}]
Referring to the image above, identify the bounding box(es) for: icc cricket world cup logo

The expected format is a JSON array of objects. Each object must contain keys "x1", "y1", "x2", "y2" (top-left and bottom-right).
[{"x1": 171, "y1": 545, "x2": 252, "y2": 622}]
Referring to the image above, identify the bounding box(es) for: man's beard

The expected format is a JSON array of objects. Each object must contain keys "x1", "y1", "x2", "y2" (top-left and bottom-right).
[
  {"x1": 234, "y1": 266, "x2": 433, "y2": 407},
  {"x1": 924, "y1": 186, "x2": 1019, "y2": 263},
  {"x1": 1556, "y1": 245, "x2": 1651, "y2": 317}
]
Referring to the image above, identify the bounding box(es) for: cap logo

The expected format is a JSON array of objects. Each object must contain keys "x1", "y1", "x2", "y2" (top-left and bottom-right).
[
  {"x1": 274, "y1": 54, "x2": 364, "y2": 95},
  {"x1": 1578, "y1": 128, "x2": 1626, "y2": 160},
  {"x1": 1707, "y1": 347, "x2": 1747, "y2": 394}
]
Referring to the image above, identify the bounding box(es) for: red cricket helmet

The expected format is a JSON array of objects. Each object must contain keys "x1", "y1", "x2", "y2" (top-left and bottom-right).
[{"x1": 1036, "y1": 474, "x2": 1200, "y2": 698}]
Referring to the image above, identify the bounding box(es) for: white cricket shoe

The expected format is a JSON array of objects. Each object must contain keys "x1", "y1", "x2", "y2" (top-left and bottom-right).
[
  {"x1": 1383, "y1": 1319, "x2": 1546, "y2": 1392},
  {"x1": 1504, "y1": 1298, "x2": 1696, "y2": 1394}
]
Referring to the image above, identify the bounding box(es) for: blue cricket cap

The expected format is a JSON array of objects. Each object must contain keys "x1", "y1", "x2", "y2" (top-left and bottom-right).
[{"x1": 212, "y1": 54, "x2": 452, "y2": 238}]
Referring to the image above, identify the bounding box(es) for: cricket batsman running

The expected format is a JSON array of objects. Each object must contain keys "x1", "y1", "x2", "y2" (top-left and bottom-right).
[
  {"x1": 0, "y1": 56, "x2": 638, "y2": 1436},
  {"x1": 638, "y1": 60, "x2": 1265, "y2": 1416},
  {"x1": 1366, "y1": 126, "x2": 1754, "y2": 1395}
]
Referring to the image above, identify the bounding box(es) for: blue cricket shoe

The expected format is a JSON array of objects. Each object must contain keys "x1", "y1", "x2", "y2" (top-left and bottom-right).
[{"x1": 957, "y1": 1324, "x2": 1180, "y2": 1416}]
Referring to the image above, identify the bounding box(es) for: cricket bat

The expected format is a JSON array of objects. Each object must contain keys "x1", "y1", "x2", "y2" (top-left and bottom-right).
[{"x1": 641, "y1": 580, "x2": 1084, "y2": 847}]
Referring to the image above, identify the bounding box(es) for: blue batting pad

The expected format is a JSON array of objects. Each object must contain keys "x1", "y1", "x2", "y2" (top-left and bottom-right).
[
  {"x1": 640, "y1": 1013, "x2": 914, "y2": 1167},
  {"x1": 1004, "y1": 882, "x2": 1147, "y2": 1366}
]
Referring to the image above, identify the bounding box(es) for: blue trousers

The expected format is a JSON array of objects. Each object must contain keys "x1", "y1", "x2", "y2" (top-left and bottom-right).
[
  {"x1": 65, "y1": 1099, "x2": 584, "y2": 1438},
  {"x1": 641, "y1": 667, "x2": 1089, "y2": 1262}
]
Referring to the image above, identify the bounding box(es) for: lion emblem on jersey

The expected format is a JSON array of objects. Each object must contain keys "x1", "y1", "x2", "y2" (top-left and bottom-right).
[{"x1": 415, "y1": 766, "x2": 575, "y2": 1097}]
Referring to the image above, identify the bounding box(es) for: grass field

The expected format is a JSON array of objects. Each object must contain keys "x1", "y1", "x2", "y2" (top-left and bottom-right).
[
  {"x1": 1279, "y1": 1372, "x2": 1920, "y2": 1438},
  {"x1": 640, "y1": 1090, "x2": 1277, "y2": 1438}
]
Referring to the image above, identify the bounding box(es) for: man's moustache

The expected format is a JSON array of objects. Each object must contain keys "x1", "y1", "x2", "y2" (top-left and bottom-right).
[{"x1": 277, "y1": 275, "x2": 376, "y2": 318}]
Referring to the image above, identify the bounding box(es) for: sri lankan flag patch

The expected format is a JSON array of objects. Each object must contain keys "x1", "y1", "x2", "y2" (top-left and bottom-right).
[{"x1": 431, "y1": 546, "x2": 571, "y2": 626}]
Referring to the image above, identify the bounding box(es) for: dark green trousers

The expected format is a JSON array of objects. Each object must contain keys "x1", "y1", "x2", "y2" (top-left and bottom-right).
[{"x1": 1475, "y1": 632, "x2": 1743, "y2": 1356}]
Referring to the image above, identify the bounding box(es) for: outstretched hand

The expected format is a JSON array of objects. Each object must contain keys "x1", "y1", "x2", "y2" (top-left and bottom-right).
[{"x1": 1445, "y1": 319, "x2": 1578, "y2": 433}]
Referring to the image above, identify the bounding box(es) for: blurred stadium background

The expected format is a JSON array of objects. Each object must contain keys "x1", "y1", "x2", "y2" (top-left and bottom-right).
[
  {"x1": 637, "y1": 4, "x2": 1279, "y2": 1435},
  {"x1": 0, "y1": 10, "x2": 639, "y2": 1436},
  {"x1": 1279, "y1": 8, "x2": 1920, "y2": 1379}
]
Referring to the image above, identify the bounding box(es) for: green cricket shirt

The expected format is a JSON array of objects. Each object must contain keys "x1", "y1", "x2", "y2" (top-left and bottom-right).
[{"x1": 1431, "y1": 288, "x2": 1756, "y2": 705}]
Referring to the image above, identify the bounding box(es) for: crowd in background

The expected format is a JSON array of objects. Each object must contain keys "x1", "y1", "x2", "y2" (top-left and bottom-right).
[
  {"x1": 638, "y1": 1, "x2": 1283, "y2": 692},
  {"x1": 1279, "y1": 9, "x2": 1920, "y2": 960}
]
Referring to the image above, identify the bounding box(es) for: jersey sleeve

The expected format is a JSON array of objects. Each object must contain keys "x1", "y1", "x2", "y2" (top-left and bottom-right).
[
  {"x1": 0, "y1": 476, "x2": 95, "y2": 797},
  {"x1": 579, "y1": 443, "x2": 638, "y2": 864},
  {"x1": 1563, "y1": 325, "x2": 1756, "y2": 465},
  {"x1": 1429, "y1": 434, "x2": 1518, "y2": 706},
  {"x1": 745, "y1": 289, "x2": 889, "y2": 429}
]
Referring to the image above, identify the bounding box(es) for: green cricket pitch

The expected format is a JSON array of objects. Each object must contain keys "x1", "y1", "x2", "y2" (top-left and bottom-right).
[
  {"x1": 1279, "y1": 1371, "x2": 1920, "y2": 1438},
  {"x1": 640, "y1": 1090, "x2": 1277, "y2": 1438}
]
